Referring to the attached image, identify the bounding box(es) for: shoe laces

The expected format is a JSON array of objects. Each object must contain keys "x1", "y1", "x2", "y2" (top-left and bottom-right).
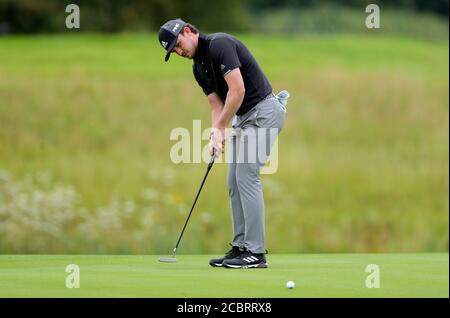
[{"x1": 225, "y1": 244, "x2": 241, "y2": 257}]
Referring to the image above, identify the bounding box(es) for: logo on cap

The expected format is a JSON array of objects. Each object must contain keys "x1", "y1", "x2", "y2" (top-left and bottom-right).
[{"x1": 158, "y1": 18, "x2": 186, "y2": 62}]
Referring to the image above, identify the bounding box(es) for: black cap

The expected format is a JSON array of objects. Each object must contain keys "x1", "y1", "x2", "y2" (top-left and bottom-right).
[{"x1": 158, "y1": 18, "x2": 186, "y2": 62}]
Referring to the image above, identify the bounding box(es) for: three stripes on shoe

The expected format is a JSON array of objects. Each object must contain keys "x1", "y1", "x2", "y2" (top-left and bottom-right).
[{"x1": 243, "y1": 256, "x2": 260, "y2": 263}]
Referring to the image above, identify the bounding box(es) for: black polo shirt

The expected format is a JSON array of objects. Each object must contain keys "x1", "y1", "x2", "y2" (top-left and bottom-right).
[{"x1": 192, "y1": 33, "x2": 272, "y2": 116}]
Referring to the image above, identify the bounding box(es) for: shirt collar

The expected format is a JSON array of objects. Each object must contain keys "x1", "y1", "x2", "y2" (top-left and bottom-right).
[{"x1": 193, "y1": 33, "x2": 208, "y2": 63}]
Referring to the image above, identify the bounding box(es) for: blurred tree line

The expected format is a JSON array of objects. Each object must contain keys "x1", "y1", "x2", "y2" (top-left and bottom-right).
[
  {"x1": 0, "y1": 0, "x2": 249, "y2": 33},
  {"x1": 248, "y1": 0, "x2": 449, "y2": 15},
  {"x1": 0, "y1": 0, "x2": 448, "y2": 33}
]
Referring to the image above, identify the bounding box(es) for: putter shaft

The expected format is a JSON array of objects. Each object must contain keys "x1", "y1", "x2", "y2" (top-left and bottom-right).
[{"x1": 172, "y1": 152, "x2": 216, "y2": 256}]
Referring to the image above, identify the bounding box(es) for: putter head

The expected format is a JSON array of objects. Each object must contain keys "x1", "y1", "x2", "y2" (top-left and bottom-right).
[{"x1": 158, "y1": 257, "x2": 177, "y2": 263}]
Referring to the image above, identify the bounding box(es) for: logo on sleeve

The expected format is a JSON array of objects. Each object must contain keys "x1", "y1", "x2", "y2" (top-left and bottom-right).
[{"x1": 221, "y1": 64, "x2": 226, "y2": 70}]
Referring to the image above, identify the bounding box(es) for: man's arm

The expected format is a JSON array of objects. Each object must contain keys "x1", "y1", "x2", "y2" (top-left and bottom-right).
[
  {"x1": 208, "y1": 68, "x2": 244, "y2": 156},
  {"x1": 216, "y1": 68, "x2": 245, "y2": 130},
  {"x1": 207, "y1": 92, "x2": 224, "y2": 127},
  {"x1": 207, "y1": 92, "x2": 225, "y2": 156}
]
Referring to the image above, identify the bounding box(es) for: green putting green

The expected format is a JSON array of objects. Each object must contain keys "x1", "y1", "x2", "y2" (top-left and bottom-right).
[{"x1": 0, "y1": 253, "x2": 447, "y2": 297}]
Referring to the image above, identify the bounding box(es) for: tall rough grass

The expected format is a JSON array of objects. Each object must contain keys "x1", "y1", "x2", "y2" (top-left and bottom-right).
[{"x1": 0, "y1": 168, "x2": 217, "y2": 253}]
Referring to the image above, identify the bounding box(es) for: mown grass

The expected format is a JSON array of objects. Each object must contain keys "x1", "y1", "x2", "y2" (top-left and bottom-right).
[
  {"x1": 0, "y1": 253, "x2": 448, "y2": 297},
  {"x1": 0, "y1": 33, "x2": 448, "y2": 253}
]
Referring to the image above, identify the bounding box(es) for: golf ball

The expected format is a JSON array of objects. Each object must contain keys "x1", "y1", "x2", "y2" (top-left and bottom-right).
[{"x1": 286, "y1": 281, "x2": 295, "y2": 289}]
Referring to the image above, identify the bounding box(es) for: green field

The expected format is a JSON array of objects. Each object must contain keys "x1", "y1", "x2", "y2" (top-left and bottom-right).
[
  {"x1": 0, "y1": 33, "x2": 448, "y2": 254},
  {"x1": 0, "y1": 253, "x2": 447, "y2": 297}
]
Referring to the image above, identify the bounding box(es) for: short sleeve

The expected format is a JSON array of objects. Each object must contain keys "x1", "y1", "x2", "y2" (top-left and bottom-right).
[
  {"x1": 210, "y1": 39, "x2": 241, "y2": 77},
  {"x1": 193, "y1": 63, "x2": 215, "y2": 96}
]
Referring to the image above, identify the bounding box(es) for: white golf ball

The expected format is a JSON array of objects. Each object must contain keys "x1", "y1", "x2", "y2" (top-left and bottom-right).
[{"x1": 286, "y1": 281, "x2": 295, "y2": 289}]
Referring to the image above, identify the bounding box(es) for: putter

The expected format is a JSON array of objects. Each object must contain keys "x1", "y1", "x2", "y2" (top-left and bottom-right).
[{"x1": 159, "y1": 150, "x2": 216, "y2": 263}]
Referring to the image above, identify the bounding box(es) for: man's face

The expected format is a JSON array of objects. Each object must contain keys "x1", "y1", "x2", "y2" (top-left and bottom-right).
[{"x1": 172, "y1": 27, "x2": 197, "y2": 59}]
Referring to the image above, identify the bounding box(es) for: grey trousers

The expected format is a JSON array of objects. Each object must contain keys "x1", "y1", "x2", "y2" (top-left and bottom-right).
[{"x1": 228, "y1": 92, "x2": 288, "y2": 254}]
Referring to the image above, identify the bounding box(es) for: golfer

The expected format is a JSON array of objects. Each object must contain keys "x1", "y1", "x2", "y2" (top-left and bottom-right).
[{"x1": 158, "y1": 19, "x2": 288, "y2": 268}]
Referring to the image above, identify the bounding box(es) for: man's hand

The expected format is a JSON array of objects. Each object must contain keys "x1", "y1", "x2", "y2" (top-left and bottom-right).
[{"x1": 209, "y1": 127, "x2": 226, "y2": 157}]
